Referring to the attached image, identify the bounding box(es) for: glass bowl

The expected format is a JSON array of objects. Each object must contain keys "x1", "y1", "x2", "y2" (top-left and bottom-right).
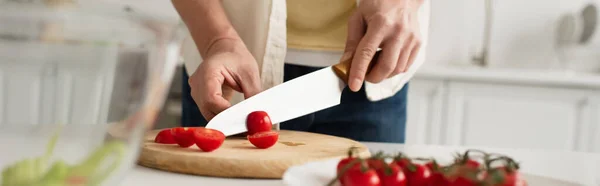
[{"x1": 0, "y1": 0, "x2": 186, "y2": 185}]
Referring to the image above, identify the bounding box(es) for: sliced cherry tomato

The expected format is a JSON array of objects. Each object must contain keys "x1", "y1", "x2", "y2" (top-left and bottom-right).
[
  {"x1": 170, "y1": 127, "x2": 195, "y2": 148},
  {"x1": 193, "y1": 128, "x2": 226, "y2": 152},
  {"x1": 246, "y1": 111, "x2": 272, "y2": 135},
  {"x1": 154, "y1": 129, "x2": 176, "y2": 144},
  {"x1": 374, "y1": 161, "x2": 407, "y2": 186},
  {"x1": 394, "y1": 159, "x2": 432, "y2": 186},
  {"x1": 247, "y1": 130, "x2": 279, "y2": 149},
  {"x1": 342, "y1": 167, "x2": 381, "y2": 186}
]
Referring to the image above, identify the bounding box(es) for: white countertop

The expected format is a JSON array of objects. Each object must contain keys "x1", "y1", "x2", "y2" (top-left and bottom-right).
[
  {"x1": 121, "y1": 142, "x2": 600, "y2": 186},
  {"x1": 415, "y1": 65, "x2": 600, "y2": 89}
]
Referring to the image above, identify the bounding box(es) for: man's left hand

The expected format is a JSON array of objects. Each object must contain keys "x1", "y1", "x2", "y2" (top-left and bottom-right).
[{"x1": 342, "y1": 0, "x2": 424, "y2": 92}]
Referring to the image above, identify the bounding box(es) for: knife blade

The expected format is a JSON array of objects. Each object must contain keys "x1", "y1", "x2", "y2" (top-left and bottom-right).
[{"x1": 205, "y1": 49, "x2": 381, "y2": 136}]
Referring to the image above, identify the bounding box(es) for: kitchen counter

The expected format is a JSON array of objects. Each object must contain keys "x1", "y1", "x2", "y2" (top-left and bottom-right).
[
  {"x1": 415, "y1": 65, "x2": 600, "y2": 89},
  {"x1": 121, "y1": 142, "x2": 600, "y2": 186}
]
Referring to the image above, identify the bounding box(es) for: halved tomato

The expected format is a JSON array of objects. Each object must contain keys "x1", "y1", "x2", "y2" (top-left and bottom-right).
[
  {"x1": 154, "y1": 129, "x2": 176, "y2": 144},
  {"x1": 247, "y1": 130, "x2": 279, "y2": 149},
  {"x1": 193, "y1": 128, "x2": 225, "y2": 152},
  {"x1": 171, "y1": 127, "x2": 195, "y2": 148},
  {"x1": 246, "y1": 111, "x2": 272, "y2": 135}
]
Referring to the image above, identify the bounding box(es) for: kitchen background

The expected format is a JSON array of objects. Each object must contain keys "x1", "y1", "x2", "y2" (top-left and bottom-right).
[
  {"x1": 152, "y1": 0, "x2": 600, "y2": 154},
  {"x1": 3, "y1": 0, "x2": 599, "y2": 155}
]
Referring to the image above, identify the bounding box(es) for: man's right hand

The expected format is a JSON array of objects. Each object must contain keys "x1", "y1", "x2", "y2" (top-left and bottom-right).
[{"x1": 188, "y1": 38, "x2": 263, "y2": 121}]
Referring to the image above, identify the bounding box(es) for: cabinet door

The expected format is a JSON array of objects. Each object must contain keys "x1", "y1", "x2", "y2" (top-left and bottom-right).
[
  {"x1": 445, "y1": 82, "x2": 590, "y2": 151},
  {"x1": 587, "y1": 94, "x2": 600, "y2": 153},
  {"x1": 406, "y1": 79, "x2": 446, "y2": 145}
]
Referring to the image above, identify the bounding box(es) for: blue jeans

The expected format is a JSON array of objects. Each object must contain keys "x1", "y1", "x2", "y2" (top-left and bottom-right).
[{"x1": 181, "y1": 64, "x2": 409, "y2": 143}]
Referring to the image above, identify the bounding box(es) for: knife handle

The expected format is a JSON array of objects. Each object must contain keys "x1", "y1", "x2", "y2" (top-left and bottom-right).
[{"x1": 332, "y1": 48, "x2": 381, "y2": 84}]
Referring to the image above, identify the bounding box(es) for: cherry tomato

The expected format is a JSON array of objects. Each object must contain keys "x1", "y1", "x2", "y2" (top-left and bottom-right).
[
  {"x1": 446, "y1": 164, "x2": 481, "y2": 186},
  {"x1": 394, "y1": 159, "x2": 432, "y2": 186},
  {"x1": 336, "y1": 147, "x2": 364, "y2": 185},
  {"x1": 247, "y1": 130, "x2": 279, "y2": 149},
  {"x1": 171, "y1": 127, "x2": 195, "y2": 148},
  {"x1": 193, "y1": 128, "x2": 226, "y2": 152},
  {"x1": 342, "y1": 167, "x2": 382, "y2": 186},
  {"x1": 337, "y1": 157, "x2": 359, "y2": 174},
  {"x1": 457, "y1": 159, "x2": 481, "y2": 169},
  {"x1": 337, "y1": 158, "x2": 363, "y2": 185},
  {"x1": 367, "y1": 158, "x2": 386, "y2": 170},
  {"x1": 481, "y1": 167, "x2": 527, "y2": 186},
  {"x1": 426, "y1": 161, "x2": 450, "y2": 186},
  {"x1": 375, "y1": 162, "x2": 407, "y2": 186},
  {"x1": 246, "y1": 111, "x2": 272, "y2": 135},
  {"x1": 154, "y1": 129, "x2": 176, "y2": 144}
]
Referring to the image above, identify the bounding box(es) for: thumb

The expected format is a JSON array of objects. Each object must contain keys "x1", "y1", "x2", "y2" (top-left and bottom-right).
[{"x1": 342, "y1": 11, "x2": 366, "y2": 91}]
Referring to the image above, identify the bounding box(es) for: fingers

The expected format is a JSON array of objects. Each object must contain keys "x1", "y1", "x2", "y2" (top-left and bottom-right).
[
  {"x1": 366, "y1": 39, "x2": 402, "y2": 83},
  {"x1": 194, "y1": 73, "x2": 232, "y2": 121},
  {"x1": 348, "y1": 26, "x2": 384, "y2": 92},
  {"x1": 391, "y1": 34, "x2": 416, "y2": 76},
  {"x1": 342, "y1": 12, "x2": 366, "y2": 58},
  {"x1": 238, "y1": 66, "x2": 263, "y2": 99},
  {"x1": 404, "y1": 41, "x2": 421, "y2": 72}
]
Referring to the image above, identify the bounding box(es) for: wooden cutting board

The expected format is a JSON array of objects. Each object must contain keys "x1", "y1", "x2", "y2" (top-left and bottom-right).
[{"x1": 137, "y1": 129, "x2": 371, "y2": 179}]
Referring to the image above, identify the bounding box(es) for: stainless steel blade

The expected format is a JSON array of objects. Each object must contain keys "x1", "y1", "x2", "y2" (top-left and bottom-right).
[{"x1": 205, "y1": 66, "x2": 346, "y2": 136}]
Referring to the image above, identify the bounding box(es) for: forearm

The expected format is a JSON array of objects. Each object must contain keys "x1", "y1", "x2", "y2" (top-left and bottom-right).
[{"x1": 171, "y1": 0, "x2": 241, "y2": 57}]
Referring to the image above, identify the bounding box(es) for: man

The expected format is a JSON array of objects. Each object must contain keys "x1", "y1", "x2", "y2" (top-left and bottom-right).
[{"x1": 172, "y1": 0, "x2": 429, "y2": 143}]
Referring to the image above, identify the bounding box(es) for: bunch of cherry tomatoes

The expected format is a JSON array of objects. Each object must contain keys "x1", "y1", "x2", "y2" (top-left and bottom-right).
[
  {"x1": 153, "y1": 111, "x2": 279, "y2": 151},
  {"x1": 331, "y1": 147, "x2": 527, "y2": 186}
]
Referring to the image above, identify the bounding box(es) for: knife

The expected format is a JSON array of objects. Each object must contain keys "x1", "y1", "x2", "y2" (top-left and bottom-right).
[{"x1": 205, "y1": 49, "x2": 381, "y2": 136}]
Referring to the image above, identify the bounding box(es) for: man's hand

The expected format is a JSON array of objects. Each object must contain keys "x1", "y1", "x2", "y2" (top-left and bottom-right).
[
  {"x1": 342, "y1": 0, "x2": 424, "y2": 92},
  {"x1": 188, "y1": 39, "x2": 262, "y2": 121}
]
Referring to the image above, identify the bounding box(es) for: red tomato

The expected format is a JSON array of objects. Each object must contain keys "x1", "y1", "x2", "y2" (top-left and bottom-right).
[
  {"x1": 446, "y1": 165, "x2": 481, "y2": 186},
  {"x1": 193, "y1": 128, "x2": 225, "y2": 152},
  {"x1": 375, "y1": 163, "x2": 407, "y2": 186},
  {"x1": 171, "y1": 127, "x2": 195, "y2": 148},
  {"x1": 481, "y1": 167, "x2": 527, "y2": 186},
  {"x1": 445, "y1": 155, "x2": 485, "y2": 186},
  {"x1": 154, "y1": 129, "x2": 176, "y2": 144},
  {"x1": 463, "y1": 159, "x2": 481, "y2": 169},
  {"x1": 342, "y1": 167, "x2": 382, "y2": 186},
  {"x1": 337, "y1": 157, "x2": 359, "y2": 174},
  {"x1": 367, "y1": 158, "x2": 386, "y2": 170},
  {"x1": 246, "y1": 111, "x2": 272, "y2": 135},
  {"x1": 337, "y1": 157, "x2": 363, "y2": 185},
  {"x1": 394, "y1": 159, "x2": 432, "y2": 186},
  {"x1": 247, "y1": 130, "x2": 279, "y2": 149},
  {"x1": 426, "y1": 161, "x2": 450, "y2": 186}
]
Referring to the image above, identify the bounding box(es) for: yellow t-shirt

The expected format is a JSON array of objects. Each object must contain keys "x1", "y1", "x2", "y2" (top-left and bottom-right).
[{"x1": 286, "y1": 0, "x2": 356, "y2": 51}]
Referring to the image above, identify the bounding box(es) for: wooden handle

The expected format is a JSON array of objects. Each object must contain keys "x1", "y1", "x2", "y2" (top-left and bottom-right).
[{"x1": 332, "y1": 49, "x2": 381, "y2": 84}]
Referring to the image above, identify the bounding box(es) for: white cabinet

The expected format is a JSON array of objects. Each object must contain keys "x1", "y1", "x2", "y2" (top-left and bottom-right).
[
  {"x1": 406, "y1": 77, "x2": 600, "y2": 153},
  {"x1": 588, "y1": 94, "x2": 600, "y2": 152},
  {"x1": 406, "y1": 79, "x2": 446, "y2": 145},
  {"x1": 445, "y1": 82, "x2": 589, "y2": 151}
]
